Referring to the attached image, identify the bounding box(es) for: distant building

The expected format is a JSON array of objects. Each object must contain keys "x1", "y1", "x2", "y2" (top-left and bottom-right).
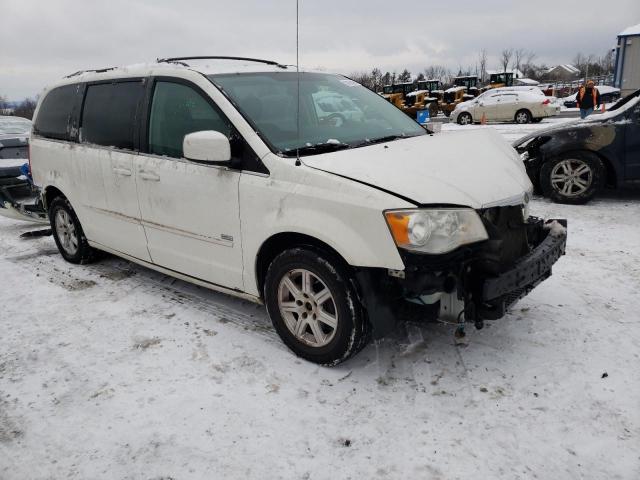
[
  {"x1": 614, "y1": 23, "x2": 640, "y2": 96},
  {"x1": 545, "y1": 64, "x2": 580, "y2": 81}
]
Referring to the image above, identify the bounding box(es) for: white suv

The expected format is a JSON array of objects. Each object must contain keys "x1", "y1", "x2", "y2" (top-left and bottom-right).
[{"x1": 30, "y1": 57, "x2": 567, "y2": 365}]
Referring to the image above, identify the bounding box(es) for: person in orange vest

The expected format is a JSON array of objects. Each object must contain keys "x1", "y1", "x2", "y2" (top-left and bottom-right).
[{"x1": 576, "y1": 80, "x2": 601, "y2": 119}]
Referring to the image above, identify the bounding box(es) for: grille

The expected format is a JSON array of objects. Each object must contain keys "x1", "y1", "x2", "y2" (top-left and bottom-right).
[{"x1": 477, "y1": 206, "x2": 530, "y2": 274}]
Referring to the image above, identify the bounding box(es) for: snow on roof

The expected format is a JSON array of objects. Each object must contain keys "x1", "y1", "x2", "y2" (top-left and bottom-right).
[
  {"x1": 515, "y1": 78, "x2": 540, "y2": 85},
  {"x1": 486, "y1": 68, "x2": 524, "y2": 78},
  {"x1": 546, "y1": 64, "x2": 580, "y2": 74},
  {"x1": 619, "y1": 23, "x2": 640, "y2": 36},
  {"x1": 405, "y1": 90, "x2": 428, "y2": 97},
  {"x1": 58, "y1": 60, "x2": 296, "y2": 84},
  {"x1": 445, "y1": 86, "x2": 466, "y2": 93}
]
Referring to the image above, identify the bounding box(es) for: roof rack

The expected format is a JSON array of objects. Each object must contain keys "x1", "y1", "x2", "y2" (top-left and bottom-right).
[
  {"x1": 156, "y1": 56, "x2": 289, "y2": 69},
  {"x1": 65, "y1": 67, "x2": 115, "y2": 79}
]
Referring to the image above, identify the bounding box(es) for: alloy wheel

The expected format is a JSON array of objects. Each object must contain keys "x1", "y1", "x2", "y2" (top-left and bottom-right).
[
  {"x1": 54, "y1": 209, "x2": 79, "y2": 256},
  {"x1": 277, "y1": 268, "x2": 338, "y2": 347},
  {"x1": 550, "y1": 159, "x2": 593, "y2": 197},
  {"x1": 459, "y1": 113, "x2": 472, "y2": 125}
]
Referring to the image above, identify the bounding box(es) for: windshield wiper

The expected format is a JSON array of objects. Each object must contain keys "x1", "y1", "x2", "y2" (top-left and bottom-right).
[
  {"x1": 354, "y1": 134, "x2": 411, "y2": 147},
  {"x1": 282, "y1": 141, "x2": 351, "y2": 157}
]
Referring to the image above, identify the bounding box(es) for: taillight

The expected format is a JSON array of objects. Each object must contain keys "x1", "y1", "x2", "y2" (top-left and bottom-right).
[{"x1": 542, "y1": 99, "x2": 551, "y2": 105}]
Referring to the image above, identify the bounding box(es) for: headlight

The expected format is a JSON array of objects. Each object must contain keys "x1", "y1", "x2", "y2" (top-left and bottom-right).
[{"x1": 384, "y1": 208, "x2": 488, "y2": 254}]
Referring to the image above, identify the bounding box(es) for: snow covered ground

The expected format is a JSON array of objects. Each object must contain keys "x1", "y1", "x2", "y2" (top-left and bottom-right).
[{"x1": 1, "y1": 121, "x2": 639, "y2": 479}]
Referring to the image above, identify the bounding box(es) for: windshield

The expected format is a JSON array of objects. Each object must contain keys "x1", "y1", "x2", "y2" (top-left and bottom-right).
[
  {"x1": 209, "y1": 72, "x2": 426, "y2": 155},
  {"x1": 0, "y1": 117, "x2": 32, "y2": 135}
]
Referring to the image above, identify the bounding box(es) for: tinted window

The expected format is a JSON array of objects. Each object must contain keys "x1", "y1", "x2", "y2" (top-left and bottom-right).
[
  {"x1": 148, "y1": 81, "x2": 231, "y2": 158},
  {"x1": 34, "y1": 84, "x2": 78, "y2": 140},
  {"x1": 81, "y1": 81, "x2": 144, "y2": 150}
]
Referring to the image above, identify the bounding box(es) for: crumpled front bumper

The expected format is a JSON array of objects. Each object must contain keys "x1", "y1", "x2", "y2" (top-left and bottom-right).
[
  {"x1": 476, "y1": 219, "x2": 567, "y2": 320},
  {"x1": 355, "y1": 217, "x2": 568, "y2": 338}
]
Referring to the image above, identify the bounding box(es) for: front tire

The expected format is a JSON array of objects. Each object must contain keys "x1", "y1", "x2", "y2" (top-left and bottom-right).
[
  {"x1": 49, "y1": 196, "x2": 101, "y2": 264},
  {"x1": 457, "y1": 112, "x2": 473, "y2": 125},
  {"x1": 515, "y1": 109, "x2": 532, "y2": 124},
  {"x1": 540, "y1": 152, "x2": 604, "y2": 204},
  {"x1": 264, "y1": 248, "x2": 369, "y2": 366}
]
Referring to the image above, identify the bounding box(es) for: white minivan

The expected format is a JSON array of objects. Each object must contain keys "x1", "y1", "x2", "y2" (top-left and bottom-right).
[{"x1": 30, "y1": 57, "x2": 567, "y2": 365}]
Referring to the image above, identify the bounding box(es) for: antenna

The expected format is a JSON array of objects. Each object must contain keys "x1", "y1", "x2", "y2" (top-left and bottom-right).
[{"x1": 295, "y1": 0, "x2": 301, "y2": 166}]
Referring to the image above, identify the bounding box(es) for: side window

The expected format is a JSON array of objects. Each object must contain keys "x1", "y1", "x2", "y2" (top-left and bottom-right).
[
  {"x1": 34, "y1": 84, "x2": 78, "y2": 140},
  {"x1": 81, "y1": 81, "x2": 144, "y2": 150},
  {"x1": 148, "y1": 81, "x2": 231, "y2": 158}
]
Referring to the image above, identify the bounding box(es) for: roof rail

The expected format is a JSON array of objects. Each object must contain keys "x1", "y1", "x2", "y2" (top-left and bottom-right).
[
  {"x1": 65, "y1": 67, "x2": 116, "y2": 79},
  {"x1": 156, "y1": 56, "x2": 289, "y2": 69}
]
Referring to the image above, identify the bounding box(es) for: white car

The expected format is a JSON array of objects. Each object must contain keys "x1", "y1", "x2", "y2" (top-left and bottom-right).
[
  {"x1": 451, "y1": 87, "x2": 560, "y2": 125},
  {"x1": 30, "y1": 57, "x2": 567, "y2": 365}
]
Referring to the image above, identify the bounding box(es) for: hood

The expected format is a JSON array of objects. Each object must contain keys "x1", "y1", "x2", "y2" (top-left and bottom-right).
[
  {"x1": 453, "y1": 99, "x2": 474, "y2": 110},
  {"x1": 302, "y1": 129, "x2": 532, "y2": 209}
]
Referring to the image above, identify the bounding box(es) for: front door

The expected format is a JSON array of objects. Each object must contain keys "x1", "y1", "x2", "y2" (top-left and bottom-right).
[
  {"x1": 474, "y1": 93, "x2": 500, "y2": 121},
  {"x1": 134, "y1": 79, "x2": 244, "y2": 290}
]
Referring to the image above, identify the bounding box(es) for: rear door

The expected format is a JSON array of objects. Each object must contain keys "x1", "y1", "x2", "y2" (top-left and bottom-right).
[
  {"x1": 496, "y1": 93, "x2": 518, "y2": 121},
  {"x1": 77, "y1": 79, "x2": 151, "y2": 261},
  {"x1": 624, "y1": 101, "x2": 640, "y2": 180},
  {"x1": 134, "y1": 78, "x2": 244, "y2": 290}
]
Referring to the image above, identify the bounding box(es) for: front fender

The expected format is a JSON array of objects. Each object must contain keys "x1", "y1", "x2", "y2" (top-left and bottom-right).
[{"x1": 239, "y1": 163, "x2": 413, "y2": 297}]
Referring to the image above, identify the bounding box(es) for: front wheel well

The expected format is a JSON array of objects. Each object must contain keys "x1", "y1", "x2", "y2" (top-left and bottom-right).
[{"x1": 255, "y1": 233, "x2": 351, "y2": 299}]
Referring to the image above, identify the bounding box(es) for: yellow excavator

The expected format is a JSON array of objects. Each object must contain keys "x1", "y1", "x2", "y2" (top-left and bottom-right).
[
  {"x1": 402, "y1": 80, "x2": 441, "y2": 119},
  {"x1": 488, "y1": 72, "x2": 514, "y2": 89},
  {"x1": 381, "y1": 82, "x2": 415, "y2": 109}
]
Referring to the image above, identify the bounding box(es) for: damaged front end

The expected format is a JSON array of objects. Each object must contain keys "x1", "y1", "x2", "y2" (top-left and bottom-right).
[
  {"x1": 356, "y1": 206, "x2": 567, "y2": 337},
  {"x1": 0, "y1": 166, "x2": 48, "y2": 223}
]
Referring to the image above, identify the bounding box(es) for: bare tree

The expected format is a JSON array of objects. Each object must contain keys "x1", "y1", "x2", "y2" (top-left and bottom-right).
[
  {"x1": 398, "y1": 69, "x2": 412, "y2": 83},
  {"x1": 13, "y1": 98, "x2": 37, "y2": 119},
  {"x1": 477, "y1": 49, "x2": 488, "y2": 83},
  {"x1": 500, "y1": 48, "x2": 514, "y2": 73},
  {"x1": 423, "y1": 65, "x2": 451, "y2": 84},
  {"x1": 514, "y1": 48, "x2": 532, "y2": 78}
]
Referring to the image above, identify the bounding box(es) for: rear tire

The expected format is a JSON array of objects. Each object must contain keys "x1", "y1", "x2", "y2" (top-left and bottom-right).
[
  {"x1": 540, "y1": 152, "x2": 604, "y2": 204},
  {"x1": 264, "y1": 248, "x2": 369, "y2": 366},
  {"x1": 49, "y1": 196, "x2": 101, "y2": 264},
  {"x1": 515, "y1": 109, "x2": 532, "y2": 124}
]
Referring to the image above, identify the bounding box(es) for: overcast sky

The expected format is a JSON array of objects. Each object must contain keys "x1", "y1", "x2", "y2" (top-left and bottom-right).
[{"x1": 1, "y1": 0, "x2": 639, "y2": 100}]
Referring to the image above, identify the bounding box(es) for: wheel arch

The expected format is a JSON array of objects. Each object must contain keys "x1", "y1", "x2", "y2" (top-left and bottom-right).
[
  {"x1": 42, "y1": 185, "x2": 66, "y2": 211},
  {"x1": 255, "y1": 232, "x2": 352, "y2": 300}
]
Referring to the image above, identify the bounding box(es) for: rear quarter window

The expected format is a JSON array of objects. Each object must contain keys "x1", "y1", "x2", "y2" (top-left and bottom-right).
[
  {"x1": 33, "y1": 84, "x2": 78, "y2": 140},
  {"x1": 81, "y1": 81, "x2": 145, "y2": 150}
]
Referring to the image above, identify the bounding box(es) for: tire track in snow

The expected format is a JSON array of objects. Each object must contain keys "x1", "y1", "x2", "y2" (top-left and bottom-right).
[{"x1": 2, "y1": 241, "x2": 286, "y2": 351}]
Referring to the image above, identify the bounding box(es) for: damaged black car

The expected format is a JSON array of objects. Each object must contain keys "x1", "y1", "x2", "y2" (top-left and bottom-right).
[{"x1": 514, "y1": 88, "x2": 640, "y2": 204}]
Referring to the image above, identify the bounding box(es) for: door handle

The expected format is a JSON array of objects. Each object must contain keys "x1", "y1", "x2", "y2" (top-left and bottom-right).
[
  {"x1": 139, "y1": 171, "x2": 160, "y2": 182},
  {"x1": 113, "y1": 167, "x2": 132, "y2": 176}
]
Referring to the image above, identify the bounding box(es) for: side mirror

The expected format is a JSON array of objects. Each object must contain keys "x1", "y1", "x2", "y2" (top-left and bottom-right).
[{"x1": 183, "y1": 131, "x2": 231, "y2": 164}]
